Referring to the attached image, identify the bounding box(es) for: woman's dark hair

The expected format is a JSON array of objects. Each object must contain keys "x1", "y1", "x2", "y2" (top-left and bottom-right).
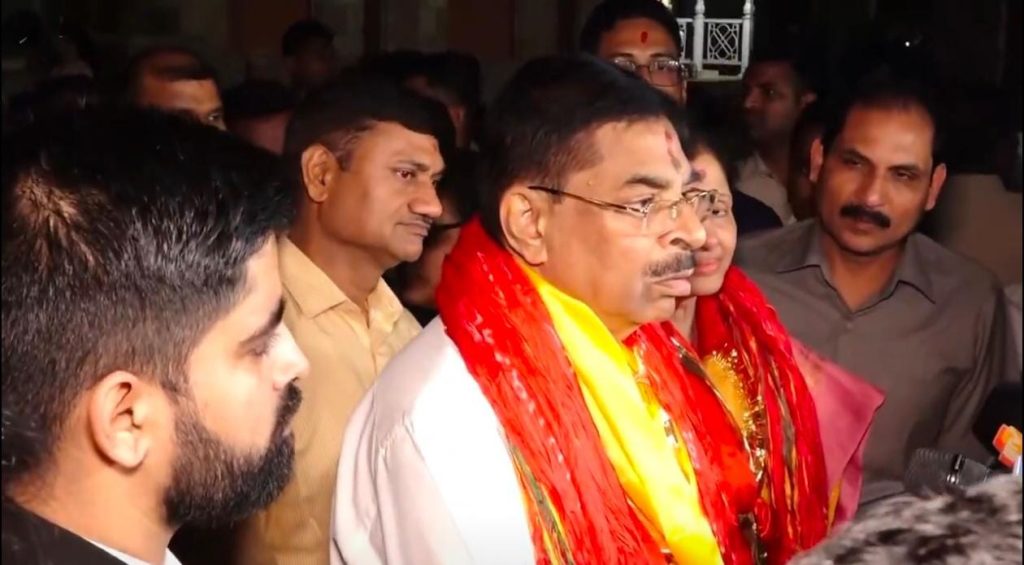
[{"x1": 664, "y1": 103, "x2": 739, "y2": 189}]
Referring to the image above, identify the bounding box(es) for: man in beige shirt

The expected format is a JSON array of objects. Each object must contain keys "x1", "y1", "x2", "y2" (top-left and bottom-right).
[
  {"x1": 232, "y1": 76, "x2": 446, "y2": 565},
  {"x1": 737, "y1": 79, "x2": 1014, "y2": 502}
]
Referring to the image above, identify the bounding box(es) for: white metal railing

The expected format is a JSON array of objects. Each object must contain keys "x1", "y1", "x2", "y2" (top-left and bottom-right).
[{"x1": 677, "y1": 0, "x2": 754, "y2": 78}]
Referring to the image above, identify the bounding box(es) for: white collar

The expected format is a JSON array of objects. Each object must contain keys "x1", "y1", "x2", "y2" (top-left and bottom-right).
[{"x1": 87, "y1": 539, "x2": 182, "y2": 565}]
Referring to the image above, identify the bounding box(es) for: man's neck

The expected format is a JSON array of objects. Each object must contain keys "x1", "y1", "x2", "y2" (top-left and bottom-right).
[
  {"x1": 11, "y1": 471, "x2": 172, "y2": 564},
  {"x1": 289, "y1": 222, "x2": 388, "y2": 315},
  {"x1": 672, "y1": 297, "x2": 697, "y2": 343},
  {"x1": 819, "y1": 232, "x2": 905, "y2": 312},
  {"x1": 755, "y1": 142, "x2": 790, "y2": 184}
]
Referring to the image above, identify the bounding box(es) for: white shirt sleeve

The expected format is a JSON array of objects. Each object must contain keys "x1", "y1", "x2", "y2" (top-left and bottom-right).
[{"x1": 331, "y1": 374, "x2": 535, "y2": 565}]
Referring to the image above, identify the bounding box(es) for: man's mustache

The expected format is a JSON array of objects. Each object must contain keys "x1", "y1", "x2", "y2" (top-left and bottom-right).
[
  {"x1": 275, "y1": 383, "x2": 303, "y2": 433},
  {"x1": 840, "y1": 204, "x2": 891, "y2": 229},
  {"x1": 645, "y1": 253, "x2": 695, "y2": 278}
]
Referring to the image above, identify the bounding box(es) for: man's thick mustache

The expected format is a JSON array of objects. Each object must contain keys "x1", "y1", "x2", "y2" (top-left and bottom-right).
[
  {"x1": 645, "y1": 253, "x2": 695, "y2": 278},
  {"x1": 275, "y1": 383, "x2": 303, "y2": 432},
  {"x1": 840, "y1": 204, "x2": 892, "y2": 229}
]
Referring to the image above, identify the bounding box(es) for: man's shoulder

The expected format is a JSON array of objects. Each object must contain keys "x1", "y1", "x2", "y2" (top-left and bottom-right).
[
  {"x1": 1, "y1": 501, "x2": 125, "y2": 565},
  {"x1": 911, "y1": 233, "x2": 1002, "y2": 301},
  {"x1": 360, "y1": 320, "x2": 488, "y2": 440},
  {"x1": 736, "y1": 221, "x2": 814, "y2": 272}
]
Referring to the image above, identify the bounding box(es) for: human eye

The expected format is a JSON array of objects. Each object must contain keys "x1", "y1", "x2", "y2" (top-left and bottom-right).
[
  {"x1": 631, "y1": 197, "x2": 657, "y2": 214},
  {"x1": 394, "y1": 168, "x2": 417, "y2": 181},
  {"x1": 652, "y1": 59, "x2": 678, "y2": 72},
  {"x1": 709, "y1": 202, "x2": 731, "y2": 217},
  {"x1": 892, "y1": 169, "x2": 918, "y2": 182},
  {"x1": 250, "y1": 331, "x2": 281, "y2": 359},
  {"x1": 612, "y1": 58, "x2": 639, "y2": 73}
]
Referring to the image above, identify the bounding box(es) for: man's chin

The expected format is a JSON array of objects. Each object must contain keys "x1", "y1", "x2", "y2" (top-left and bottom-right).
[{"x1": 393, "y1": 244, "x2": 425, "y2": 264}]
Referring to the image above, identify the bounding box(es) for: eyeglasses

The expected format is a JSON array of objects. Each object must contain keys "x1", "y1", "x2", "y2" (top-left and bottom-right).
[
  {"x1": 610, "y1": 57, "x2": 688, "y2": 87},
  {"x1": 528, "y1": 185, "x2": 716, "y2": 234}
]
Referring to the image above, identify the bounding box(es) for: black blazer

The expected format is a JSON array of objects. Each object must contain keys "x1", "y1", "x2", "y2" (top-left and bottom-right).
[{"x1": 2, "y1": 500, "x2": 125, "y2": 565}]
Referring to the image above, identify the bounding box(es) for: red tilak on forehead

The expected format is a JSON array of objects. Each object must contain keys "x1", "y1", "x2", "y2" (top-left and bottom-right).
[{"x1": 640, "y1": 30, "x2": 649, "y2": 44}]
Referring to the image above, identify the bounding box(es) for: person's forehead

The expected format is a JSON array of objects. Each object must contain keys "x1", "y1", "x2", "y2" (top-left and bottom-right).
[
  {"x1": 140, "y1": 78, "x2": 221, "y2": 110},
  {"x1": 575, "y1": 118, "x2": 684, "y2": 188},
  {"x1": 298, "y1": 37, "x2": 334, "y2": 56},
  {"x1": 357, "y1": 122, "x2": 444, "y2": 166},
  {"x1": 691, "y1": 152, "x2": 731, "y2": 194},
  {"x1": 141, "y1": 52, "x2": 200, "y2": 73},
  {"x1": 599, "y1": 17, "x2": 679, "y2": 56},
  {"x1": 744, "y1": 61, "x2": 797, "y2": 87},
  {"x1": 835, "y1": 105, "x2": 935, "y2": 162}
]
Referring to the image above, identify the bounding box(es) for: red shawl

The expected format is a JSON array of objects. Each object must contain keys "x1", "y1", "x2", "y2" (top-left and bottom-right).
[{"x1": 436, "y1": 220, "x2": 829, "y2": 564}]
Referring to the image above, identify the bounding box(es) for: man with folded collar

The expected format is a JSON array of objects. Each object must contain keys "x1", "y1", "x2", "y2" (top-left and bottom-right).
[
  {"x1": 334, "y1": 55, "x2": 837, "y2": 565},
  {"x1": 232, "y1": 74, "x2": 446, "y2": 565},
  {"x1": 737, "y1": 78, "x2": 1016, "y2": 504}
]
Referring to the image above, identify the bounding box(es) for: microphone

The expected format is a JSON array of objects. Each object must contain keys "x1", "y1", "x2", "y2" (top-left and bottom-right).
[{"x1": 903, "y1": 448, "x2": 994, "y2": 496}]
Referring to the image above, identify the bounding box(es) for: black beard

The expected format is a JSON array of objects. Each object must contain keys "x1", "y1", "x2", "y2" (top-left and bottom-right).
[{"x1": 163, "y1": 383, "x2": 301, "y2": 527}]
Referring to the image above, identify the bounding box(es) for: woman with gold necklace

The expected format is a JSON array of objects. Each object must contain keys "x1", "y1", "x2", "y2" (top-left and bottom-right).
[{"x1": 667, "y1": 122, "x2": 885, "y2": 562}]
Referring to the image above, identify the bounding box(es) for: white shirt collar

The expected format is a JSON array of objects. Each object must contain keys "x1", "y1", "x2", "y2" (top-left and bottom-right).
[{"x1": 87, "y1": 539, "x2": 182, "y2": 565}]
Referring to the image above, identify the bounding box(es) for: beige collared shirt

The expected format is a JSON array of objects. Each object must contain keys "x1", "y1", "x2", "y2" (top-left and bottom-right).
[
  {"x1": 736, "y1": 220, "x2": 1014, "y2": 492},
  {"x1": 735, "y1": 153, "x2": 796, "y2": 225},
  {"x1": 234, "y1": 237, "x2": 421, "y2": 565}
]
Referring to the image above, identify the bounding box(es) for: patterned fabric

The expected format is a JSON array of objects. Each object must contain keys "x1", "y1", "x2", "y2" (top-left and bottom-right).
[{"x1": 435, "y1": 220, "x2": 831, "y2": 564}]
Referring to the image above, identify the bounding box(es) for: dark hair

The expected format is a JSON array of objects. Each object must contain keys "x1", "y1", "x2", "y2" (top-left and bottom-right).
[
  {"x1": 666, "y1": 105, "x2": 740, "y2": 189},
  {"x1": 478, "y1": 54, "x2": 668, "y2": 242},
  {"x1": 284, "y1": 70, "x2": 452, "y2": 180},
  {"x1": 579, "y1": 0, "x2": 682, "y2": 55},
  {"x1": 1, "y1": 107, "x2": 293, "y2": 492},
  {"x1": 3, "y1": 75, "x2": 99, "y2": 132},
  {"x1": 281, "y1": 19, "x2": 334, "y2": 57},
  {"x1": 792, "y1": 99, "x2": 827, "y2": 142},
  {"x1": 357, "y1": 49, "x2": 427, "y2": 83},
  {"x1": 121, "y1": 45, "x2": 218, "y2": 103},
  {"x1": 437, "y1": 149, "x2": 480, "y2": 223},
  {"x1": 407, "y1": 51, "x2": 483, "y2": 112},
  {"x1": 223, "y1": 79, "x2": 296, "y2": 124},
  {"x1": 821, "y1": 77, "x2": 943, "y2": 163},
  {"x1": 748, "y1": 40, "x2": 820, "y2": 96}
]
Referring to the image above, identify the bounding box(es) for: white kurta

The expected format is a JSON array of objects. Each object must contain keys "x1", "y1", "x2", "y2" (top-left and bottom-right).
[{"x1": 331, "y1": 319, "x2": 536, "y2": 565}]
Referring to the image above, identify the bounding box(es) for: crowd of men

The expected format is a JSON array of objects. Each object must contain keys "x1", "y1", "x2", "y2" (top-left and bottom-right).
[{"x1": 2, "y1": 1, "x2": 1021, "y2": 564}]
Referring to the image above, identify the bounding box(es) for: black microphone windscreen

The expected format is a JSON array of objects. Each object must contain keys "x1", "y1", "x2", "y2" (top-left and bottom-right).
[{"x1": 904, "y1": 448, "x2": 991, "y2": 496}]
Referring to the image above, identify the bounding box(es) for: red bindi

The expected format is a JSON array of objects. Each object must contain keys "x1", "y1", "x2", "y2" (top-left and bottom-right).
[{"x1": 640, "y1": 30, "x2": 649, "y2": 44}]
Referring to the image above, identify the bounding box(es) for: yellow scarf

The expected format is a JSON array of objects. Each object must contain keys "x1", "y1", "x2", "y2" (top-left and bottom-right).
[{"x1": 526, "y1": 269, "x2": 724, "y2": 565}]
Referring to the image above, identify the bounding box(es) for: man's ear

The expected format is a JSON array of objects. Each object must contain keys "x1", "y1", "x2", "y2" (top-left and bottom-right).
[
  {"x1": 799, "y1": 90, "x2": 818, "y2": 110},
  {"x1": 925, "y1": 163, "x2": 948, "y2": 211},
  {"x1": 300, "y1": 144, "x2": 338, "y2": 203},
  {"x1": 809, "y1": 137, "x2": 825, "y2": 184},
  {"x1": 87, "y1": 371, "x2": 158, "y2": 470},
  {"x1": 500, "y1": 184, "x2": 549, "y2": 266}
]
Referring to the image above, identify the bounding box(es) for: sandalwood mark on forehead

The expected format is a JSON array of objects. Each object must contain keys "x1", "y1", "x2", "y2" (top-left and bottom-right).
[{"x1": 640, "y1": 30, "x2": 649, "y2": 44}]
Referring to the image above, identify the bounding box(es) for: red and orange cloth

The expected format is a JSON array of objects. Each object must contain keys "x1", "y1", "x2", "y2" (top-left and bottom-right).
[{"x1": 436, "y1": 219, "x2": 881, "y2": 564}]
